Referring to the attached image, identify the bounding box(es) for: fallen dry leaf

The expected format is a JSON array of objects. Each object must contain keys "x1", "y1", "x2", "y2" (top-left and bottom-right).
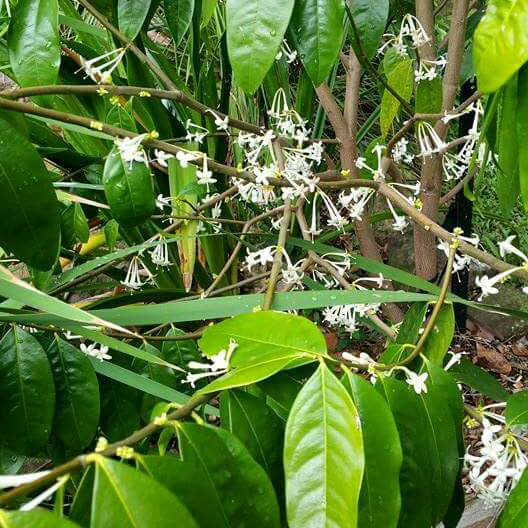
[{"x1": 475, "y1": 343, "x2": 512, "y2": 375}]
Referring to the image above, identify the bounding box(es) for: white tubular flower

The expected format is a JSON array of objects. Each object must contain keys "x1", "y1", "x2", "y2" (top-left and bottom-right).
[
  {"x1": 183, "y1": 339, "x2": 238, "y2": 388},
  {"x1": 150, "y1": 239, "x2": 172, "y2": 267},
  {"x1": 342, "y1": 351, "x2": 377, "y2": 367},
  {"x1": 386, "y1": 197, "x2": 408, "y2": 232},
  {"x1": 80, "y1": 48, "x2": 126, "y2": 84},
  {"x1": 80, "y1": 342, "x2": 112, "y2": 361},
  {"x1": 417, "y1": 122, "x2": 446, "y2": 157},
  {"x1": 0, "y1": 471, "x2": 51, "y2": 490},
  {"x1": 378, "y1": 13, "x2": 430, "y2": 57},
  {"x1": 323, "y1": 303, "x2": 379, "y2": 334},
  {"x1": 206, "y1": 111, "x2": 229, "y2": 131},
  {"x1": 153, "y1": 149, "x2": 174, "y2": 168},
  {"x1": 444, "y1": 350, "x2": 464, "y2": 371},
  {"x1": 392, "y1": 137, "x2": 415, "y2": 164},
  {"x1": 196, "y1": 156, "x2": 217, "y2": 187},
  {"x1": 281, "y1": 249, "x2": 305, "y2": 286},
  {"x1": 320, "y1": 252, "x2": 353, "y2": 277},
  {"x1": 498, "y1": 235, "x2": 528, "y2": 262},
  {"x1": 318, "y1": 190, "x2": 347, "y2": 230},
  {"x1": 155, "y1": 194, "x2": 172, "y2": 210},
  {"x1": 276, "y1": 39, "x2": 297, "y2": 63},
  {"x1": 176, "y1": 150, "x2": 199, "y2": 168},
  {"x1": 245, "y1": 246, "x2": 277, "y2": 271},
  {"x1": 465, "y1": 417, "x2": 528, "y2": 506},
  {"x1": 185, "y1": 119, "x2": 209, "y2": 143},
  {"x1": 414, "y1": 56, "x2": 447, "y2": 82},
  {"x1": 20, "y1": 475, "x2": 69, "y2": 511},
  {"x1": 404, "y1": 370, "x2": 428, "y2": 394},
  {"x1": 114, "y1": 134, "x2": 149, "y2": 167},
  {"x1": 122, "y1": 256, "x2": 151, "y2": 289}
]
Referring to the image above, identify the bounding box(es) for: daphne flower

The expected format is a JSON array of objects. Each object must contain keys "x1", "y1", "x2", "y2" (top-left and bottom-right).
[
  {"x1": 183, "y1": 339, "x2": 238, "y2": 388},
  {"x1": 196, "y1": 157, "x2": 216, "y2": 188},
  {"x1": 475, "y1": 275, "x2": 500, "y2": 300},
  {"x1": 276, "y1": 40, "x2": 298, "y2": 63},
  {"x1": 208, "y1": 111, "x2": 229, "y2": 131},
  {"x1": 122, "y1": 256, "x2": 150, "y2": 289},
  {"x1": 80, "y1": 48, "x2": 126, "y2": 84},
  {"x1": 414, "y1": 56, "x2": 447, "y2": 82},
  {"x1": 281, "y1": 249, "x2": 305, "y2": 286},
  {"x1": 498, "y1": 235, "x2": 528, "y2": 262},
  {"x1": 150, "y1": 239, "x2": 171, "y2": 267},
  {"x1": 417, "y1": 122, "x2": 446, "y2": 157},
  {"x1": 154, "y1": 149, "x2": 173, "y2": 167},
  {"x1": 342, "y1": 351, "x2": 377, "y2": 368},
  {"x1": 114, "y1": 135, "x2": 148, "y2": 167},
  {"x1": 245, "y1": 246, "x2": 276, "y2": 271},
  {"x1": 80, "y1": 342, "x2": 112, "y2": 361},
  {"x1": 378, "y1": 14, "x2": 430, "y2": 57},
  {"x1": 185, "y1": 119, "x2": 209, "y2": 143},
  {"x1": 318, "y1": 190, "x2": 347, "y2": 230},
  {"x1": 404, "y1": 370, "x2": 428, "y2": 394}
]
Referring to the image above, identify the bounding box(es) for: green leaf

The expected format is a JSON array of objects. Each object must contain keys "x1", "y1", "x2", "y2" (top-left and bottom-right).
[
  {"x1": 258, "y1": 369, "x2": 305, "y2": 420},
  {"x1": 506, "y1": 390, "x2": 528, "y2": 426},
  {"x1": 497, "y1": 466, "x2": 528, "y2": 526},
  {"x1": 164, "y1": 0, "x2": 194, "y2": 47},
  {"x1": 198, "y1": 311, "x2": 327, "y2": 367},
  {"x1": 46, "y1": 336, "x2": 100, "y2": 450},
  {"x1": 342, "y1": 371, "x2": 402, "y2": 528},
  {"x1": 226, "y1": 0, "x2": 295, "y2": 93},
  {"x1": 517, "y1": 64, "x2": 528, "y2": 211},
  {"x1": 380, "y1": 58, "x2": 414, "y2": 138},
  {"x1": 0, "y1": 117, "x2": 60, "y2": 270},
  {"x1": 284, "y1": 363, "x2": 364, "y2": 527},
  {"x1": 0, "y1": 327, "x2": 55, "y2": 455},
  {"x1": 448, "y1": 357, "x2": 509, "y2": 401},
  {"x1": 103, "y1": 147, "x2": 156, "y2": 227},
  {"x1": 142, "y1": 424, "x2": 281, "y2": 527},
  {"x1": 220, "y1": 390, "x2": 284, "y2": 501},
  {"x1": 198, "y1": 354, "x2": 301, "y2": 394},
  {"x1": 422, "y1": 303, "x2": 455, "y2": 364},
  {"x1": 118, "y1": 0, "x2": 152, "y2": 40},
  {"x1": 290, "y1": 0, "x2": 345, "y2": 86},
  {"x1": 104, "y1": 219, "x2": 119, "y2": 251},
  {"x1": 497, "y1": 76, "x2": 520, "y2": 217},
  {"x1": 91, "y1": 456, "x2": 198, "y2": 528},
  {"x1": 474, "y1": 0, "x2": 528, "y2": 93},
  {"x1": 8, "y1": 0, "x2": 60, "y2": 90},
  {"x1": 378, "y1": 375, "x2": 459, "y2": 527},
  {"x1": 415, "y1": 77, "x2": 443, "y2": 115},
  {"x1": 348, "y1": 0, "x2": 389, "y2": 59},
  {"x1": 0, "y1": 510, "x2": 82, "y2": 527}
]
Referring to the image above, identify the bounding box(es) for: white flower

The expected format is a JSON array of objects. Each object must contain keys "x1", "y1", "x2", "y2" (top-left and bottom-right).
[
  {"x1": 498, "y1": 235, "x2": 528, "y2": 262},
  {"x1": 80, "y1": 343, "x2": 112, "y2": 361},
  {"x1": 281, "y1": 249, "x2": 305, "y2": 286},
  {"x1": 208, "y1": 111, "x2": 229, "y2": 131},
  {"x1": 245, "y1": 246, "x2": 276, "y2": 271},
  {"x1": 80, "y1": 48, "x2": 126, "y2": 84},
  {"x1": 475, "y1": 275, "x2": 499, "y2": 300},
  {"x1": 444, "y1": 350, "x2": 464, "y2": 371},
  {"x1": 377, "y1": 14, "x2": 430, "y2": 57},
  {"x1": 185, "y1": 119, "x2": 209, "y2": 143},
  {"x1": 150, "y1": 239, "x2": 172, "y2": 267},
  {"x1": 155, "y1": 194, "x2": 172, "y2": 210},
  {"x1": 176, "y1": 150, "x2": 199, "y2": 168},
  {"x1": 196, "y1": 157, "x2": 216, "y2": 186},
  {"x1": 122, "y1": 256, "x2": 151, "y2": 289},
  {"x1": 0, "y1": 471, "x2": 50, "y2": 490},
  {"x1": 183, "y1": 339, "x2": 238, "y2": 388},
  {"x1": 342, "y1": 351, "x2": 376, "y2": 367},
  {"x1": 417, "y1": 122, "x2": 446, "y2": 157},
  {"x1": 405, "y1": 371, "x2": 428, "y2": 394},
  {"x1": 154, "y1": 149, "x2": 174, "y2": 167},
  {"x1": 114, "y1": 135, "x2": 149, "y2": 167}
]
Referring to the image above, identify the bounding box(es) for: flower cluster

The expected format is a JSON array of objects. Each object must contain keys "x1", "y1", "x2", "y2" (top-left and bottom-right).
[
  {"x1": 80, "y1": 342, "x2": 112, "y2": 361},
  {"x1": 80, "y1": 48, "x2": 126, "y2": 84},
  {"x1": 378, "y1": 14, "x2": 430, "y2": 57}
]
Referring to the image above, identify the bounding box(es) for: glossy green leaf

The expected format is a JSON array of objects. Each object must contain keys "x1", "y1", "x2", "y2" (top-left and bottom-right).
[
  {"x1": 226, "y1": 0, "x2": 295, "y2": 93},
  {"x1": 422, "y1": 303, "x2": 455, "y2": 364},
  {"x1": 378, "y1": 375, "x2": 459, "y2": 527},
  {"x1": 70, "y1": 465, "x2": 95, "y2": 528},
  {"x1": 118, "y1": 0, "x2": 151, "y2": 40},
  {"x1": 46, "y1": 336, "x2": 100, "y2": 450},
  {"x1": 448, "y1": 357, "x2": 509, "y2": 401},
  {"x1": 8, "y1": 0, "x2": 60, "y2": 89},
  {"x1": 415, "y1": 77, "x2": 443, "y2": 115},
  {"x1": 91, "y1": 456, "x2": 198, "y2": 528},
  {"x1": 258, "y1": 369, "x2": 305, "y2": 420},
  {"x1": 142, "y1": 424, "x2": 280, "y2": 527},
  {"x1": 0, "y1": 510, "x2": 82, "y2": 527},
  {"x1": 506, "y1": 390, "x2": 528, "y2": 426},
  {"x1": 0, "y1": 117, "x2": 60, "y2": 270},
  {"x1": 103, "y1": 147, "x2": 156, "y2": 227},
  {"x1": 290, "y1": 0, "x2": 345, "y2": 86},
  {"x1": 474, "y1": 0, "x2": 528, "y2": 92},
  {"x1": 517, "y1": 64, "x2": 528, "y2": 211},
  {"x1": 198, "y1": 311, "x2": 327, "y2": 367},
  {"x1": 497, "y1": 466, "x2": 528, "y2": 526},
  {"x1": 198, "y1": 354, "x2": 301, "y2": 394},
  {"x1": 380, "y1": 58, "x2": 414, "y2": 137},
  {"x1": 0, "y1": 327, "x2": 55, "y2": 455},
  {"x1": 342, "y1": 371, "x2": 402, "y2": 528},
  {"x1": 348, "y1": 0, "x2": 389, "y2": 59},
  {"x1": 497, "y1": 76, "x2": 520, "y2": 217},
  {"x1": 220, "y1": 390, "x2": 284, "y2": 499},
  {"x1": 164, "y1": 0, "x2": 194, "y2": 47},
  {"x1": 284, "y1": 363, "x2": 364, "y2": 527}
]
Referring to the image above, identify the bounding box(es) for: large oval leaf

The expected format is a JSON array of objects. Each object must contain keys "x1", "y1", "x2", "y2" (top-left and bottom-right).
[
  {"x1": 8, "y1": 0, "x2": 60, "y2": 89},
  {"x1": 142, "y1": 424, "x2": 281, "y2": 527},
  {"x1": 474, "y1": 0, "x2": 528, "y2": 93},
  {"x1": 0, "y1": 327, "x2": 55, "y2": 455},
  {"x1": 91, "y1": 456, "x2": 198, "y2": 528},
  {"x1": 343, "y1": 371, "x2": 402, "y2": 528},
  {"x1": 284, "y1": 363, "x2": 364, "y2": 527},
  {"x1": 0, "y1": 510, "x2": 82, "y2": 527},
  {"x1": 226, "y1": 0, "x2": 295, "y2": 93},
  {"x1": 46, "y1": 336, "x2": 100, "y2": 451},
  {"x1": 164, "y1": 0, "x2": 194, "y2": 47},
  {"x1": 118, "y1": 0, "x2": 152, "y2": 40},
  {"x1": 103, "y1": 147, "x2": 156, "y2": 227},
  {"x1": 198, "y1": 311, "x2": 327, "y2": 367},
  {"x1": 348, "y1": 0, "x2": 389, "y2": 59},
  {"x1": 220, "y1": 390, "x2": 284, "y2": 501},
  {"x1": 506, "y1": 389, "x2": 528, "y2": 427},
  {"x1": 289, "y1": 0, "x2": 345, "y2": 86},
  {"x1": 422, "y1": 303, "x2": 455, "y2": 365},
  {"x1": 0, "y1": 117, "x2": 61, "y2": 270}
]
